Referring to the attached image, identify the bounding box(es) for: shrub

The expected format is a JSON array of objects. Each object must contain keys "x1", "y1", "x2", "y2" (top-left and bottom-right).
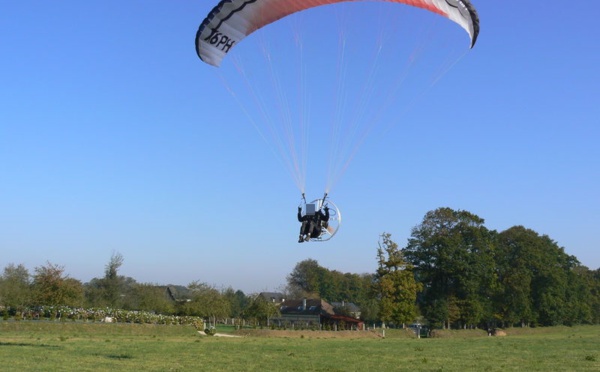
[{"x1": 204, "y1": 327, "x2": 216, "y2": 336}]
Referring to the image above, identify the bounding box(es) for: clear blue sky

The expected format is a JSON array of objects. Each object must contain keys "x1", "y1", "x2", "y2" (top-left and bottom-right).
[{"x1": 1, "y1": 1, "x2": 598, "y2": 294}]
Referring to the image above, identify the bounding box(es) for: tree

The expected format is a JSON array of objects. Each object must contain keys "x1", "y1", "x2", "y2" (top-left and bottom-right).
[
  {"x1": 403, "y1": 208, "x2": 497, "y2": 329},
  {"x1": 244, "y1": 294, "x2": 280, "y2": 326},
  {"x1": 84, "y1": 252, "x2": 129, "y2": 308},
  {"x1": 495, "y1": 226, "x2": 540, "y2": 326},
  {"x1": 495, "y1": 226, "x2": 579, "y2": 326},
  {"x1": 32, "y1": 262, "x2": 83, "y2": 307},
  {"x1": 0, "y1": 263, "x2": 32, "y2": 311},
  {"x1": 223, "y1": 287, "x2": 248, "y2": 318},
  {"x1": 129, "y1": 283, "x2": 175, "y2": 314},
  {"x1": 356, "y1": 297, "x2": 380, "y2": 324},
  {"x1": 286, "y1": 259, "x2": 374, "y2": 311},
  {"x1": 563, "y1": 265, "x2": 594, "y2": 325},
  {"x1": 373, "y1": 233, "x2": 421, "y2": 327},
  {"x1": 181, "y1": 282, "x2": 231, "y2": 326},
  {"x1": 590, "y1": 269, "x2": 600, "y2": 324},
  {"x1": 286, "y1": 259, "x2": 324, "y2": 298},
  {"x1": 103, "y1": 251, "x2": 125, "y2": 307}
]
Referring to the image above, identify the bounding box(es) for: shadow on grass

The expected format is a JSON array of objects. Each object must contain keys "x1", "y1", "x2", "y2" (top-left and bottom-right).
[
  {"x1": 0, "y1": 342, "x2": 61, "y2": 348},
  {"x1": 105, "y1": 353, "x2": 134, "y2": 360}
]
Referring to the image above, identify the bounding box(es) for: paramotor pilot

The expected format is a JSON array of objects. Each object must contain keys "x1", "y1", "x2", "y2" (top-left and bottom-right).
[{"x1": 298, "y1": 205, "x2": 329, "y2": 243}]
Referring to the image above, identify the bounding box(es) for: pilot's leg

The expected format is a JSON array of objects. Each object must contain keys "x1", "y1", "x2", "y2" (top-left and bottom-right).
[{"x1": 299, "y1": 221, "x2": 308, "y2": 242}]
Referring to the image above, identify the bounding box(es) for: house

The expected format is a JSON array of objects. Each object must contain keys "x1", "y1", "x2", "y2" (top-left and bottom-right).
[
  {"x1": 330, "y1": 301, "x2": 361, "y2": 319},
  {"x1": 259, "y1": 292, "x2": 285, "y2": 305},
  {"x1": 274, "y1": 298, "x2": 364, "y2": 330},
  {"x1": 164, "y1": 285, "x2": 192, "y2": 303}
]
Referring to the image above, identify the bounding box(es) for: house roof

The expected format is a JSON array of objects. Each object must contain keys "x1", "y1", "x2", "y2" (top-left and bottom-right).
[
  {"x1": 164, "y1": 285, "x2": 192, "y2": 301},
  {"x1": 328, "y1": 313, "x2": 364, "y2": 325},
  {"x1": 259, "y1": 292, "x2": 285, "y2": 303},
  {"x1": 279, "y1": 299, "x2": 335, "y2": 316},
  {"x1": 330, "y1": 301, "x2": 361, "y2": 313}
]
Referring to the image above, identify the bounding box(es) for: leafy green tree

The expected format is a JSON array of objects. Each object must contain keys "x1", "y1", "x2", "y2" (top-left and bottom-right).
[
  {"x1": 103, "y1": 252, "x2": 125, "y2": 307},
  {"x1": 563, "y1": 265, "x2": 594, "y2": 325},
  {"x1": 356, "y1": 297, "x2": 380, "y2": 324},
  {"x1": 129, "y1": 283, "x2": 175, "y2": 314},
  {"x1": 333, "y1": 272, "x2": 374, "y2": 306},
  {"x1": 0, "y1": 263, "x2": 32, "y2": 311},
  {"x1": 403, "y1": 208, "x2": 496, "y2": 329},
  {"x1": 32, "y1": 262, "x2": 83, "y2": 307},
  {"x1": 84, "y1": 278, "x2": 104, "y2": 307},
  {"x1": 244, "y1": 294, "x2": 280, "y2": 326},
  {"x1": 84, "y1": 252, "x2": 131, "y2": 308},
  {"x1": 496, "y1": 226, "x2": 577, "y2": 326},
  {"x1": 493, "y1": 233, "x2": 534, "y2": 328},
  {"x1": 223, "y1": 287, "x2": 248, "y2": 318},
  {"x1": 286, "y1": 258, "x2": 374, "y2": 310},
  {"x1": 181, "y1": 282, "x2": 231, "y2": 325},
  {"x1": 373, "y1": 233, "x2": 421, "y2": 327},
  {"x1": 590, "y1": 269, "x2": 600, "y2": 324},
  {"x1": 286, "y1": 259, "x2": 324, "y2": 298}
]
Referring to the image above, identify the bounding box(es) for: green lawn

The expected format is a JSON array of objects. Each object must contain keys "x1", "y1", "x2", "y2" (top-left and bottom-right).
[{"x1": 0, "y1": 321, "x2": 598, "y2": 371}]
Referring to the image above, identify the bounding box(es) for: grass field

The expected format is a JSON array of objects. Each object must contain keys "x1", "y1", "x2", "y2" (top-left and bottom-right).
[{"x1": 0, "y1": 321, "x2": 598, "y2": 371}]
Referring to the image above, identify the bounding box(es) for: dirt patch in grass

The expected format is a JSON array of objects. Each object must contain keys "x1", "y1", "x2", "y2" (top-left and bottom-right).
[{"x1": 233, "y1": 329, "x2": 383, "y2": 339}]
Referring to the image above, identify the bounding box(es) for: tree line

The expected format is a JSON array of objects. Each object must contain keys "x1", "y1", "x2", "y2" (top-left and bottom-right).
[
  {"x1": 287, "y1": 208, "x2": 600, "y2": 329},
  {"x1": 1, "y1": 207, "x2": 599, "y2": 329},
  {"x1": 0, "y1": 252, "x2": 260, "y2": 324},
  {"x1": 404, "y1": 208, "x2": 600, "y2": 328},
  {"x1": 0, "y1": 250, "x2": 290, "y2": 326}
]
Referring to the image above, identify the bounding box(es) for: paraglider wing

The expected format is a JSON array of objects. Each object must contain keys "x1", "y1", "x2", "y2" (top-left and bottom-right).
[{"x1": 196, "y1": 0, "x2": 480, "y2": 67}]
